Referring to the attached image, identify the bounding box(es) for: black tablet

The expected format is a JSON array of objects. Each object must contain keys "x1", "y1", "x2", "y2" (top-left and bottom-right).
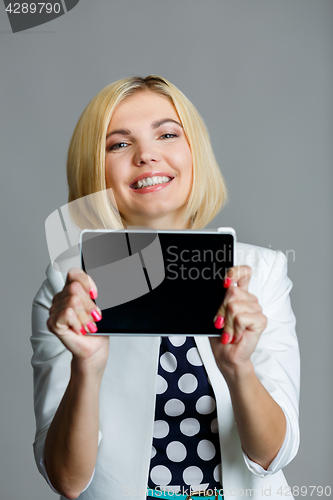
[{"x1": 80, "y1": 228, "x2": 235, "y2": 336}]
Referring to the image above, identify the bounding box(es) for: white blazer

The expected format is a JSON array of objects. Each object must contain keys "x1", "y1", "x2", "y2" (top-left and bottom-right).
[{"x1": 31, "y1": 242, "x2": 300, "y2": 500}]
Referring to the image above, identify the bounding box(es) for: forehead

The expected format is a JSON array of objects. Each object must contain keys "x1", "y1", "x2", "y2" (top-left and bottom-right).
[{"x1": 108, "y1": 91, "x2": 179, "y2": 129}]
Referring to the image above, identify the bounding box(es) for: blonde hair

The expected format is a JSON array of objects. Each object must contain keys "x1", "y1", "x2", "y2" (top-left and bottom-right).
[{"x1": 67, "y1": 75, "x2": 228, "y2": 229}]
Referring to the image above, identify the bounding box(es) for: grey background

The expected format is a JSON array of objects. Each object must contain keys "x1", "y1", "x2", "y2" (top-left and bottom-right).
[{"x1": 0, "y1": 1, "x2": 332, "y2": 498}]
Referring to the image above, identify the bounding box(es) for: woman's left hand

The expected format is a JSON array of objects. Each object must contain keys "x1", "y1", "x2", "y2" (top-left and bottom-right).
[{"x1": 210, "y1": 265, "x2": 267, "y2": 378}]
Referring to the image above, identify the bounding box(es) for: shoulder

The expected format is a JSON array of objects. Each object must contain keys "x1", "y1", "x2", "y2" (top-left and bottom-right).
[
  {"x1": 236, "y1": 242, "x2": 291, "y2": 305},
  {"x1": 236, "y1": 242, "x2": 288, "y2": 277},
  {"x1": 236, "y1": 241, "x2": 280, "y2": 267}
]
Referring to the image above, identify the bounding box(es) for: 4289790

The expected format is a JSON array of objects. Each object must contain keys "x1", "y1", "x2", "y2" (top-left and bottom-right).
[
  {"x1": 5, "y1": 3, "x2": 61, "y2": 14},
  {"x1": 276, "y1": 486, "x2": 331, "y2": 497}
]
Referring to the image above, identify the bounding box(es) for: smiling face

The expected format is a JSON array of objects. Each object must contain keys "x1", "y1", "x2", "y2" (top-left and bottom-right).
[{"x1": 105, "y1": 91, "x2": 193, "y2": 229}]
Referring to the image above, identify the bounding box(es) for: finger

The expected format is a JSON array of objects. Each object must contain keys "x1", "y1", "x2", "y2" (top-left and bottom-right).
[
  {"x1": 213, "y1": 287, "x2": 258, "y2": 330},
  {"x1": 213, "y1": 266, "x2": 253, "y2": 330},
  {"x1": 227, "y1": 311, "x2": 266, "y2": 346},
  {"x1": 62, "y1": 278, "x2": 102, "y2": 317},
  {"x1": 48, "y1": 306, "x2": 85, "y2": 336},
  {"x1": 51, "y1": 291, "x2": 100, "y2": 334},
  {"x1": 222, "y1": 300, "x2": 262, "y2": 344},
  {"x1": 65, "y1": 268, "x2": 98, "y2": 300},
  {"x1": 233, "y1": 311, "x2": 267, "y2": 342},
  {"x1": 50, "y1": 278, "x2": 102, "y2": 326},
  {"x1": 50, "y1": 300, "x2": 102, "y2": 327},
  {"x1": 223, "y1": 265, "x2": 252, "y2": 291},
  {"x1": 52, "y1": 279, "x2": 102, "y2": 319}
]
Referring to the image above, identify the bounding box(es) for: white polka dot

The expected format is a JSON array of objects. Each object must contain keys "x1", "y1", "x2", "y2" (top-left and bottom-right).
[
  {"x1": 164, "y1": 398, "x2": 185, "y2": 417},
  {"x1": 166, "y1": 441, "x2": 187, "y2": 462},
  {"x1": 150, "y1": 465, "x2": 172, "y2": 486},
  {"x1": 195, "y1": 395, "x2": 216, "y2": 414},
  {"x1": 153, "y1": 420, "x2": 169, "y2": 439},
  {"x1": 183, "y1": 466, "x2": 203, "y2": 486},
  {"x1": 180, "y1": 418, "x2": 200, "y2": 437},
  {"x1": 213, "y1": 463, "x2": 222, "y2": 482},
  {"x1": 197, "y1": 440, "x2": 216, "y2": 461},
  {"x1": 169, "y1": 335, "x2": 186, "y2": 347},
  {"x1": 178, "y1": 373, "x2": 198, "y2": 394},
  {"x1": 210, "y1": 418, "x2": 218, "y2": 433},
  {"x1": 186, "y1": 347, "x2": 203, "y2": 366},
  {"x1": 156, "y1": 374, "x2": 168, "y2": 395},
  {"x1": 160, "y1": 352, "x2": 177, "y2": 372},
  {"x1": 151, "y1": 446, "x2": 156, "y2": 458}
]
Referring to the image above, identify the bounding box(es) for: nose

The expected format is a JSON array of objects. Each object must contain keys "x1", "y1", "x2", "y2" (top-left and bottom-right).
[{"x1": 133, "y1": 140, "x2": 161, "y2": 166}]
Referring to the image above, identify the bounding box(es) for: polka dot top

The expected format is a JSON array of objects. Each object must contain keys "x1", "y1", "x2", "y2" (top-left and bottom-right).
[{"x1": 148, "y1": 336, "x2": 222, "y2": 492}]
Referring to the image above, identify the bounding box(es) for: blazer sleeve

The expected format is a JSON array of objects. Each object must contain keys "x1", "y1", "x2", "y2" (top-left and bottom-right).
[
  {"x1": 243, "y1": 250, "x2": 300, "y2": 476},
  {"x1": 30, "y1": 276, "x2": 71, "y2": 485},
  {"x1": 30, "y1": 271, "x2": 100, "y2": 493}
]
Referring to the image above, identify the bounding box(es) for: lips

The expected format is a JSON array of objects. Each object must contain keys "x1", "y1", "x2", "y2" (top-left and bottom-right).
[{"x1": 129, "y1": 172, "x2": 174, "y2": 190}]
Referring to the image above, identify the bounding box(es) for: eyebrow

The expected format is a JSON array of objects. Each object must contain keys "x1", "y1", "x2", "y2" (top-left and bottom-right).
[
  {"x1": 152, "y1": 118, "x2": 183, "y2": 129},
  {"x1": 106, "y1": 128, "x2": 131, "y2": 139},
  {"x1": 106, "y1": 118, "x2": 183, "y2": 139}
]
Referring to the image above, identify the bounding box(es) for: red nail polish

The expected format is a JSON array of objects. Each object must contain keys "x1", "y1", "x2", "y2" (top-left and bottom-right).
[
  {"x1": 80, "y1": 326, "x2": 86, "y2": 335},
  {"x1": 221, "y1": 332, "x2": 230, "y2": 344},
  {"x1": 223, "y1": 277, "x2": 232, "y2": 289},
  {"x1": 231, "y1": 336, "x2": 236, "y2": 344},
  {"x1": 91, "y1": 310, "x2": 102, "y2": 322},
  {"x1": 89, "y1": 288, "x2": 98, "y2": 300},
  {"x1": 87, "y1": 322, "x2": 98, "y2": 333},
  {"x1": 214, "y1": 316, "x2": 225, "y2": 329}
]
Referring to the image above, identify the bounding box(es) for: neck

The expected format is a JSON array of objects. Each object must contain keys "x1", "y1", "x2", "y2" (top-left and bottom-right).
[{"x1": 122, "y1": 212, "x2": 191, "y2": 230}]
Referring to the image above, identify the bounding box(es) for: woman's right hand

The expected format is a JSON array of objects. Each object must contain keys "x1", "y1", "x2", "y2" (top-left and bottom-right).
[{"x1": 47, "y1": 268, "x2": 109, "y2": 373}]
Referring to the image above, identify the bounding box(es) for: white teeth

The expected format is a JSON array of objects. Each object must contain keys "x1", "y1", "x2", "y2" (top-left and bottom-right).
[{"x1": 132, "y1": 176, "x2": 172, "y2": 189}]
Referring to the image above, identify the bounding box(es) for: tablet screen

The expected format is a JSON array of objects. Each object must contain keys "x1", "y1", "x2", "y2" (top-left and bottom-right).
[{"x1": 81, "y1": 230, "x2": 234, "y2": 335}]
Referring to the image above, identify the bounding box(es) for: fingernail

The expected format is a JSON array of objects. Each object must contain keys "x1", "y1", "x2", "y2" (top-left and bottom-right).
[
  {"x1": 221, "y1": 332, "x2": 230, "y2": 344},
  {"x1": 214, "y1": 315, "x2": 225, "y2": 329},
  {"x1": 80, "y1": 326, "x2": 87, "y2": 335},
  {"x1": 223, "y1": 277, "x2": 232, "y2": 289},
  {"x1": 91, "y1": 310, "x2": 102, "y2": 322},
  {"x1": 231, "y1": 336, "x2": 236, "y2": 344},
  {"x1": 87, "y1": 321, "x2": 98, "y2": 333},
  {"x1": 89, "y1": 288, "x2": 98, "y2": 300}
]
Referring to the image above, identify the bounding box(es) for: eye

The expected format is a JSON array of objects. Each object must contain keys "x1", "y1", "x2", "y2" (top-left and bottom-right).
[
  {"x1": 159, "y1": 133, "x2": 179, "y2": 139},
  {"x1": 108, "y1": 142, "x2": 129, "y2": 151}
]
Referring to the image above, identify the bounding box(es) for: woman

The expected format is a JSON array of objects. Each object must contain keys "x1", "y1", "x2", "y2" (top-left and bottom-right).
[{"x1": 31, "y1": 76, "x2": 300, "y2": 500}]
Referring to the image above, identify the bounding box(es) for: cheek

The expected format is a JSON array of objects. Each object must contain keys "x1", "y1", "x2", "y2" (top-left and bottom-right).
[
  {"x1": 182, "y1": 143, "x2": 193, "y2": 170},
  {"x1": 173, "y1": 144, "x2": 193, "y2": 173},
  {"x1": 105, "y1": 160, "x2": 121, "y2": 190},
  {"x1": 183, "y1": 149, "x2": 193, "y2": 179}
]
